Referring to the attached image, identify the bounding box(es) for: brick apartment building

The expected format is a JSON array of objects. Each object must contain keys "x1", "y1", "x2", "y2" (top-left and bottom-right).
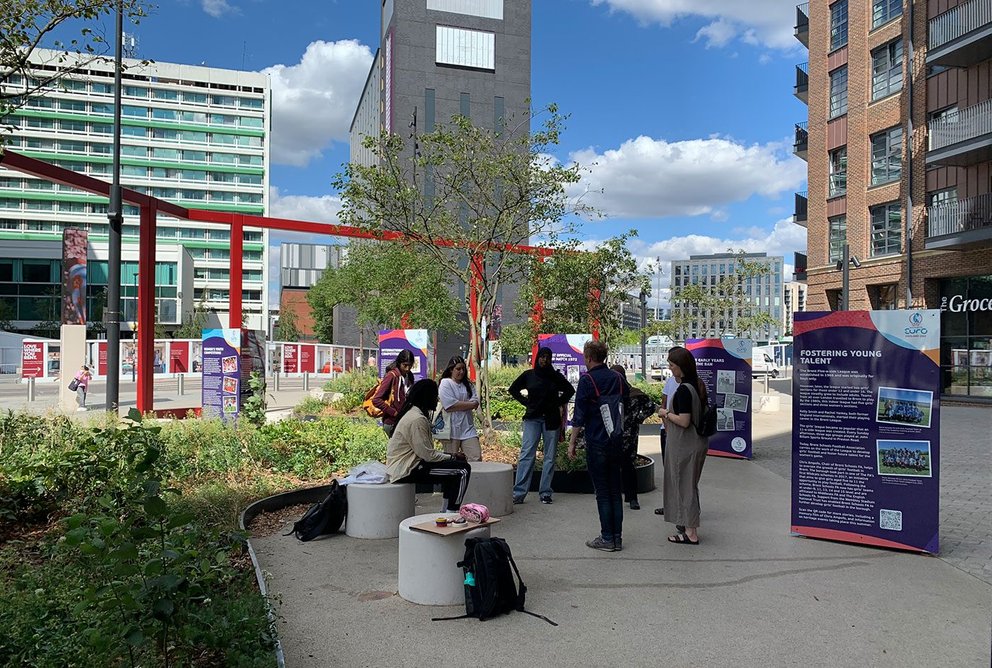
[{"x1": 794, "y1": 0, "x2": 991, "y2": 397}]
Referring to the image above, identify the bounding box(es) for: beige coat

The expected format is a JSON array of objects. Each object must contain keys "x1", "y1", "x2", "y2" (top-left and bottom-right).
[{"x1": 386, "y1": 406, "x2": 453, "y2": 482}]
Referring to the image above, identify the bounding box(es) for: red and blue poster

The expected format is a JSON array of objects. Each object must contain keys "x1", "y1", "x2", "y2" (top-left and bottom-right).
[
  {"x1": 378, "y1": 329, "x2": 432, "y2": 381},
  {"x1": 687, "y1": 338, "x2": 753, "y2": 459},
  {"x1": 202, "y1": 328, "x2": 241, "y2": 421},
  {"x1": 792, "y1": 310, "x2": 941, "y2": 554}
]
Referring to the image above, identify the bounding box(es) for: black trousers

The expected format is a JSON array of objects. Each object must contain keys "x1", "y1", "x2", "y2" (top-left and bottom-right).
[{"x1": 397, "y1": 459, "x2": 472, "y2": 510}]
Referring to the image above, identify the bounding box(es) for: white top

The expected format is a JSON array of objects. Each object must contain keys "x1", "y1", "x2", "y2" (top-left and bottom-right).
[
  {"x1": 660, "y1": 375, "x2": 679, "y2": 431},
  {"x1": 438, "y1": 378, "x2": 479, "y2": 441}
]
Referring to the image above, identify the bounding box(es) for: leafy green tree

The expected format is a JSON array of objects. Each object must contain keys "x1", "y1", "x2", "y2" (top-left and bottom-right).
[
  {"x1": 0, "y1": 299, "x2": 14, "y2": 331},
  {"x1": 1, "y1": 0, "x2": 149, "y2": 136},
  {"x1": 307, "y1": 240, "x2": 461, "y2": 344},
  {"x1": 174, "y1": 299, "x2": 210, "y2": 340},
  {"x1": 670, "y1": 250, "x2": 777, "y2": 341},
  {"x1": 333, "y1": 107, "x2": 586, "y2": 427},
  {"x1": 517, "y1": 231, "x2": 651, "y2": 347},
  {"x1": 274, "y1": 307, "x2": 301, "y2": 342}
]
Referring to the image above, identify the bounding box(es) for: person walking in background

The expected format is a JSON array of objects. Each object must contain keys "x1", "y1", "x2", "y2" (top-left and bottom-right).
[
  {"x1": 610, "y1": 365, "x2": 656, "y2": 510},
  {"x1": 509, "y1": 346, "x2": 575, "y2": 505},
  {"x1": 658, "y1": 346, "x2": 709, "y2": 545},
  {"x1": 72, "y1": 364, "x2": 92, "y2": 411},
  {"x1": 569, "y1": 340, "x2": 629, "y2": 552},
  {"x1": 373, "y1": 349, "x2": 415, "y2": 437},
  {"x1": 654, "y1": 348, "x2": 680, "y2": 516},
  {"x1": 387, "y1": 379, "x2": 471, "y2": 512},
  {"x1": 438, "y1": 355, "x2": 481, "y2": 461}
]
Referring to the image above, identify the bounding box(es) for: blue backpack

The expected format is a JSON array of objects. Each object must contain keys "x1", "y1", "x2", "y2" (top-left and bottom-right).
[{"x1": 586, "y1": 371, "x2": 626, "y2": 447}]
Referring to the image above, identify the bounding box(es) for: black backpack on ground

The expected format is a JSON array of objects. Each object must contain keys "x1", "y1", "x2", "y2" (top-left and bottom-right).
[
  {"x1": 285, "y1": 480, "x2": 347, "y2": 541},
  {"x1": 432, "y1": 537, "x2": 557, "y2": 626}
]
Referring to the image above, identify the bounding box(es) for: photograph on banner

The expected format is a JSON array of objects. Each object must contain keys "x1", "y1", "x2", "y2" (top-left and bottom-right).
[
  {"x1": 687, "y1": 338, "x2": 753, "y2": 459},
  {"x1": 202, "y1": 328, "x2": 241, "y2": 421},
  {"x1": 153, "y1": 342, "x2": 167, "y2": 374},
  {"x1": 61, "y1": 228, "x2": 87, "y2": 325},
  {"x1": 791, "y1": 310, "x2": 941, "y2": 554},
  {"x1": 378, "y1": 329, "x2": 432, "y2": 381}
]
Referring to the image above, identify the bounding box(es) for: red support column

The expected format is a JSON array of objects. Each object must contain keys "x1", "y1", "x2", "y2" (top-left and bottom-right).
[
  {"x1": 229, "y1": 216, "x2": 243, "y2": 329},
  {"x1": 136, "y1": 202, "x2": 157, "y2": 414},
  {"x1": 589, "y1": 285, "x2": 601, "y2": 341}
]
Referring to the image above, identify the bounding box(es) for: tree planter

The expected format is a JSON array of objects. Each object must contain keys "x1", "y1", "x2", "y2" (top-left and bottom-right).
[{"x1": 528, "y1": 455, "x2": 656, "y2": 495}]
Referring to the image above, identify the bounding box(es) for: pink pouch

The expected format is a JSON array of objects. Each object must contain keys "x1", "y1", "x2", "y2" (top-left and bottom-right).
[{"x1": 459, "y1": 503, "x2": 490, "y2": 523}]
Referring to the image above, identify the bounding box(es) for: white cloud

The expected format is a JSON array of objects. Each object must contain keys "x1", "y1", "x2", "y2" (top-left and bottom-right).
[
  {"x1": 269, "y1": 186, "x2": 343, "y2": 223},
  {"x1": 262, "y1": 40, "x2": 374, "y2": 167},
  {"x1": 591, "y1": 0, "x2": 799, "y2": 50},
  {"x1": 614, "y1": 218, "x2": 807, "y2": 308},
  {"x1": 569, "y1": 135, "x2": 806, "y2": 220},
  {"x1": 202, "y1": 0, "x2": 237, "y2": 18}
]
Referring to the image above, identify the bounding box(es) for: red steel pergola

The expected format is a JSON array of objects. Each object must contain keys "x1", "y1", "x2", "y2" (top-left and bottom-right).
[{"x1": 0, "y1": 150, "x2": 581, "y2": 414}]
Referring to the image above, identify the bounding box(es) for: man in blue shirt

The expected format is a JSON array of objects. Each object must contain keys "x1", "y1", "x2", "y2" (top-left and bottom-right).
[{"x1": 568, "y1": 339, "x2": 630, "y2": 552}]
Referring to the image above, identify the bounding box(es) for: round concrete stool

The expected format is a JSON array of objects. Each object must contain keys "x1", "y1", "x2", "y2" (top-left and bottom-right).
[
  {"x1": 345, "y1": 483, "x2": 415, "y2": 539},
  {"x1": 398, "y1": 513, "x2": 491, "y2": 605},
  {"x1": 463, "y1": 461, "x2": 514, "y2": 516}
]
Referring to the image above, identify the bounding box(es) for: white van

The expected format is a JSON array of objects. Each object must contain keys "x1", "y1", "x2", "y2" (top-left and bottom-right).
[{"x1": 751, "y1": 350, "x2": 780, "y2": 378}]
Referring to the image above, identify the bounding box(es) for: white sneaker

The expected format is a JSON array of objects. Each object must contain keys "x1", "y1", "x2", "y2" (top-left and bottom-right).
[{"x1": 76, "y1": 407, "x2": 87, "y2": 412}]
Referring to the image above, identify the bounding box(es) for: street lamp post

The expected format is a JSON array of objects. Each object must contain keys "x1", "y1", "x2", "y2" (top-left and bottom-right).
[
  {"x1": 105, "y1": 0, "x2": 125, "y2": 411},
  {"x1": 639, "y1": 289, "x2": 647, "y2": 379},
  {"x1": 838, "y1": 243, "x2": 862, "y2": 310}
]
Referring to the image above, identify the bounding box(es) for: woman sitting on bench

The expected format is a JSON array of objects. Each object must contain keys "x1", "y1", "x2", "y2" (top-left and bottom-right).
[{"x1": 387, "y1": 379, "x2": 471, "y2": 512}]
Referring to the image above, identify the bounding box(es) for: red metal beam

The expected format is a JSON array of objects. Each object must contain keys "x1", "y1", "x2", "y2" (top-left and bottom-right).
[
  {"x1": 136, "y1": 202, "x2": 157, "y2": 413},
  {"x1": 229, "y1": 216, "x2": 243, "y2": 329}
]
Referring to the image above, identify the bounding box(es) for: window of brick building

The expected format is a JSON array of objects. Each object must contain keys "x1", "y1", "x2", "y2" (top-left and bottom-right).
[
  {"x1": 871, "y1": 40, "x2": 903, "y2": 100},
  {"x1": 870, "y1": 203, "x2": 902, "y2": 256},
  {"x1": 872, "y1": 0, "x2": 902, "y2": 29},
  {"x1": 826, "y1": 289, "x2": 842, "y2": 311},
  {"x1": 869, "y1": 284, "x2": 899, "y2": 310},
  {"x1": 830, "y1": 1, "x2": 848, "y2": 50},
  {"x1": 828, "y1": 215, "x2": 847, "y2": 263},
  {"x1": 871, "y1": 127, "x2": 902, "y2": 185},
  {"x1": 829, "y1": 66, "x2": 848, "y2": 118},
  {"x1": 829, "y1": 146, "x2": 847, "y2": 196}
]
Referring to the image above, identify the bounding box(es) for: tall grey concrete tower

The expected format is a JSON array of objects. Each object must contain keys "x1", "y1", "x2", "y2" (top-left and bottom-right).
[{"x1": 351, "y1": 0, "x2": 532, "y2": 166}]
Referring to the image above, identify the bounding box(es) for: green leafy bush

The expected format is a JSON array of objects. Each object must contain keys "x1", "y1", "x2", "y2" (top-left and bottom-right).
[
  {"x1": 292, "y1": 396, "x2": 328, "y2": 418},
  {"x1": 259, "y1": 417, "x2": 387, "y2": 477}
]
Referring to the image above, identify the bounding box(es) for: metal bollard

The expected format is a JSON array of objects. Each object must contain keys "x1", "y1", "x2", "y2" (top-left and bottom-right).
[
  {"x1": 763, "y1": 373, "x2": 769, "y2": 395},
  {"x1": 27, "y1": 376, "x2": 36, "y2": 402},
  {"x1": 273, "y1": 371, "x2": 280, "y2": 392},
  {"x1": 177, "y1": 373, "x2": 185, "y2": 396},
  {"x1": 303, "y1": 372, "x2": 310, "y2": 392}
]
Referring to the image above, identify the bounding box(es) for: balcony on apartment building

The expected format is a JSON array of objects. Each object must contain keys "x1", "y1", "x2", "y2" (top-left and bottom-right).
[
  {"x1": 794, "y1": 191, "x2": 808, "y2": 226},
  {"x1": 795, "y1": 2, "x2": 809, "y2": 47},
  {"x1": 794, "y1": 121, "x2": 808, "y2": 160},
  {"x1": 928, "y1": 0, "x2": 992, "y2": 68},
  {"x1": 926, "y1": 193, "x2": 992, "y2": 249},
  {"x1": 927, "y1": 98, "x2": 992, "y2": 166},
  {"x1": 794, "y1": 62, "x2": 809, "y2": 104}
]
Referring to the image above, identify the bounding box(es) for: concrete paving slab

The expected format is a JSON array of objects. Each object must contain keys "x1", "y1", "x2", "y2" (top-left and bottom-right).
[{"x1": 252, "y1": 439, "x2": 992, "y2": 667}]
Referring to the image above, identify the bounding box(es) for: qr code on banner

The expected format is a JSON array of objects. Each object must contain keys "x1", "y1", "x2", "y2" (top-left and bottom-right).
[{"x1": 879, "y1": 509, "x2": 903, "y2": 531}]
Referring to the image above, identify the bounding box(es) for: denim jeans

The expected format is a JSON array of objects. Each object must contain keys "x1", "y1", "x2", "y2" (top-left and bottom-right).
[
  {"x1": 586, "y1": 441, "x2": 623, "y2": 543},
  {"x1": 513, "y1": 419, "x2": 558, "y2": 500}
]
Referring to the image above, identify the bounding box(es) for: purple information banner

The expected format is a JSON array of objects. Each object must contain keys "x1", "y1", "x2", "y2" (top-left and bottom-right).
[
  {"x1": 201, "y1": 328, "x2": 241, "y2": 421},
  {"x1": 538, "y1": 333, "x2": 590, "y2": 426},
  {"x1": 792, "y1": 311, "x2": 941, "y2": 554},
  {"x1": 687, "y1": 338, "x2": 753, "y2": 459},
  {"x1": 378, "y1": 329, "x2": 432, "y2": 381}
]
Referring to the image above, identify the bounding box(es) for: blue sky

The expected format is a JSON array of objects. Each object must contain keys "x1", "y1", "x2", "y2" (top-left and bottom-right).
[{"x1": 88, "y1": 0, "x2": 809, "y2": 310}]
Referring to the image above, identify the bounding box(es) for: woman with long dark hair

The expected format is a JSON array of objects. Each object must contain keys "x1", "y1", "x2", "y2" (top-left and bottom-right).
[
  {"x1": 610, "y1": 365, "x2": 656, "y2": 510},
  {"x1": 657, "y1": 346, "x2": 709, "y2": 545},
  {"x1": 373, "y1": 349, "x2": 416, "y2": 437},
  {"x1": 386, "y1": 379, "x2": 472, "y2": 511},
  {"x1": 508, "y1": 346, "x2": 575, "y2": 505},
  {"x1": 438, "y1": 355, "x2": 481, "y2": 461}
]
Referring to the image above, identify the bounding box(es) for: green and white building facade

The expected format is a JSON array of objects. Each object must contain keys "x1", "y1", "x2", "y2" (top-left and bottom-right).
[{"x1": 0, "y1": 49, "x2": 270, "y2": 334}]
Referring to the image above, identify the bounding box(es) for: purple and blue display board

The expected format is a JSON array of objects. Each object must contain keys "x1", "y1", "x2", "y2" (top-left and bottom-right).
[
  {"x1": 538, "y1": 333, "x2": 591, "y2": 425},
  {"x1": 687, "y1": 338, "x2": 754, "y2": 459},
  {"x1": 791, "y1": 310, "x2": 941, "y2": 554},
  {"x1": 200, "y1": 328, "x2": 266, "y2": 421},
  {"x1": 202, "y1": 328, "x2": 243, "y2": 420},
  {"x1": 378, "y1": 329, "x2": 432, "y2": 381}
]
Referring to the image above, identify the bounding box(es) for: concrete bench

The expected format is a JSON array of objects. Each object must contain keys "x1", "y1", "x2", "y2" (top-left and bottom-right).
[
  {"x1": 463, "y1": 461, "x2": 514, "y2": 517},
  {"x1": 398, "y1": 513, "x2": 491, "y2": 605},
  {"x1": 344, "y1": 482, "x2": 416, "y2": 539}
]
